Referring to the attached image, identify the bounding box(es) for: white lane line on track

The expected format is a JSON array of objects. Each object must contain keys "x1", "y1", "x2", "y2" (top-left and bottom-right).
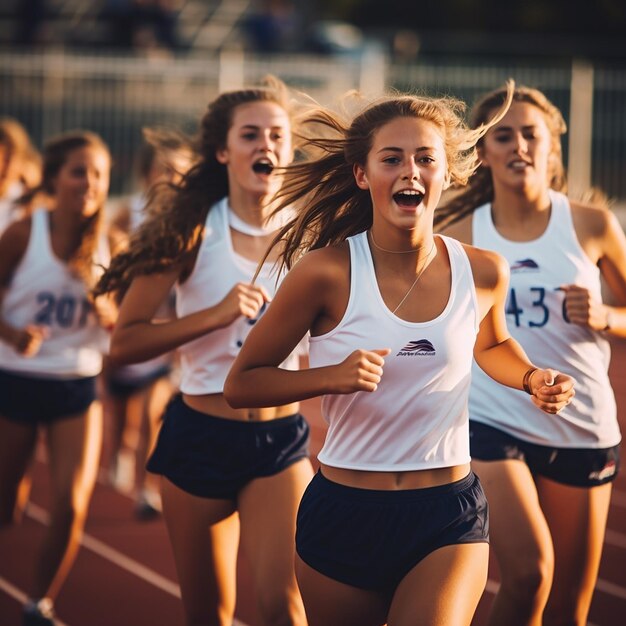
[
  {"x1": 611, "y1": 488, "x2": 626, "y2": 509},
  {"x1": 595, "y1": 578, "x2": 626, "y2": 601},
  {"x1": 0, "y1": 576, "x2": 70, "y2": 626},
  {"x1": 23, "y1": 503, "x2": 250, "y2": 626},
  {"x1": 605, "y1": 528, "x2": 626, "y2": 550}
]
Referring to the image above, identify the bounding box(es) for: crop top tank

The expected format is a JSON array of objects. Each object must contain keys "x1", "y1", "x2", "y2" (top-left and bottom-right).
[
  {"x1": 308, "y1": 232, "x2": 479, "y2": 471},
  {"x1": 175, "y1": 197, "x2": 299, "y2": 395},
  {"x1": 470, "y1": 190, "x2": 620, "y2": 448}
]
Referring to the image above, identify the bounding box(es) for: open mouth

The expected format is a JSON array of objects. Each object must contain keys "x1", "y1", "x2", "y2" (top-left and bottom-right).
[
  {"x1": 252, "y1": 161, "x2": 274, "y2": 175},
  {"x1": 393, "y1": 190, "x2": 424, "y2": 208}
]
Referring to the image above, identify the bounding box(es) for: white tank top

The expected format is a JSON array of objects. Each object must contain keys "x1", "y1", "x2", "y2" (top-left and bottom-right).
[
  {"x1": 470, "y1": 190, "x2": 620, "y2": 448},
  {"x1": 309, "y1": 233, "x2": 479, "y2": 471},
  {"x1": 0, "y1": 208, "x2": 108, "y2": 378},
  {"x1": 176, "y1": 197, "x2": 299, "y2": 395}
]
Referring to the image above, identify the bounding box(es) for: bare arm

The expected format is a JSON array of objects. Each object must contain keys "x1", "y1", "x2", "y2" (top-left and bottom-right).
[
  {"x1": 569, "y1": 203, "x2": 626, "y2": 337},
  {"x1": 0, "y1": 219, "x2": 48, "y2": 355},
  {"x1": 110, "y1": 269, "x2": 271, "y2": 365},
  {"x1": 469, "y1": 246, "x2": 575, "y2": 414},
  {"x1": 224, "y1": 248, "x2": 391, "y2": 408}
]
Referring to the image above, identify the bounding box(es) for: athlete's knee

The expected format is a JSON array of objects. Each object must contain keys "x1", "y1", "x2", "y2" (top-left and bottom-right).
[{"x1": 501, "y1": 552, "x2": 554, "y2": 601}]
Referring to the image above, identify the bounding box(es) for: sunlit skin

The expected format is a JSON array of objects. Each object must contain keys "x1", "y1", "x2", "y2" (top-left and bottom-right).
[
  {"x1": 354, "y1": 116, "x2": 449, "y2": 251},
  {"x1": 51, "y1": 146, "x2": 110, "y2": 219},
  {"x1": 216, "y1": 101, "x2": 292, "y2": 214},
  {"x1": 480, "y1": 101, "x2": 553, "y2": 209}
]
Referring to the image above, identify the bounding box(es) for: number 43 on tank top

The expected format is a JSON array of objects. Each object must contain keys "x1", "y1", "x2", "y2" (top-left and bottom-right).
[{"x1": 506, "y1": 287, "x2": 570, "y2": 328}]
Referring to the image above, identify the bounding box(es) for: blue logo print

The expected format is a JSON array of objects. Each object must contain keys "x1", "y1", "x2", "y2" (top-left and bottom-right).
[
  {"x1": 396, "y1": 339, "x2": 436, "y2": 357},
  {"x1": 510, "y1": 258, "x2": 540, "y2": 272}
]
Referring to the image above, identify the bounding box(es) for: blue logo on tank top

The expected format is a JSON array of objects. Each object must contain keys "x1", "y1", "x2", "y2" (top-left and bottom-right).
[
  {"x1": 510, "y1": 258, "x2": 540, "y2": 273},
  {"x1": 396, "y1": 339, "x2": 436, "y2": 356}
]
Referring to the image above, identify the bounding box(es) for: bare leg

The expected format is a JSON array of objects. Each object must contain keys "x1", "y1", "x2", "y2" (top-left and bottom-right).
[
  {"x1": 387, "y1": 543, "x2": 489, "y2": 626},
  {"x1": 239, "y1": 458, "x2": 313, "y2": 626},
  {"x1": 33, "y1": 401, "x2": 102, "y2": 599},
  {"x1": 472, "y1": 459, "x2": 554, "y2": 626},
  {"x1": 105, "y1": 391, "x2": 135, "y2": 492},
  {"x1": 537, "y1": 478, "x2": 612, "y2": 626},
  {"x1": 135, "y1": 376, "x2": 172, "y2": 504},
  {"x1": 160, "y1": 477, "x2": 240, "y2": 626},
  {"x1": 295, "y1": 555, "x2": 389, "y2": 626},
  {"x1": 0, "y1": 414, "x2": 37, "y2": 525}
]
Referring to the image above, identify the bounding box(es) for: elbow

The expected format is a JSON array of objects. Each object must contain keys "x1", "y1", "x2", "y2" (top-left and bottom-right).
[{"x1": 223, "y1": 374, "x2": 245, "y2": 408}]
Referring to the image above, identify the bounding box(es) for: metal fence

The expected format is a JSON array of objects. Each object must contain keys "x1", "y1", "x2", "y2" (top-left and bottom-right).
[{"x1": 0, "y1": 49, "x2": 624, "y2": 204}]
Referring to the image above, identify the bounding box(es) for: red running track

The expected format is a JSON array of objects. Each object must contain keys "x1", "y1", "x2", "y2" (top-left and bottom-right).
[{"x1": 2, "y1": 340, "x2": 626, "y2": 625}]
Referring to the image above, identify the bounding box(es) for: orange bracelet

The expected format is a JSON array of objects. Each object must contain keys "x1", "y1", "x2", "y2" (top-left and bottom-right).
[{"x1": 523, "y1": 367, "x2": 539, "y2": 395}]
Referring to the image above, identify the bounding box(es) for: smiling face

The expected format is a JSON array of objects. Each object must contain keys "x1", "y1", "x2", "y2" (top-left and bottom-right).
[
  {"x1": 52, "y1": 145, "x2": 111, "y2": 218},
  {"x1": 480, "y1": 101, "x2": 553, "y2": 196},
  {"x1": 216, "y1": 100, "x2": 292, "y2": 199},
  {"x1": 354, "y1": 115, "x2": 449, "y2": 232}
]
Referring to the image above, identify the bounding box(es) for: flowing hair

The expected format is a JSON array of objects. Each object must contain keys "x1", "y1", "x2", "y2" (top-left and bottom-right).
[
  {"x1": 435, "y1": 84, "x2": 567, "y2": 230},
  {"x1": 264, "y1": 81, "x2": 515, "y2": 273},
  {"x1": 93, "y1": 75, "x2": 294, "y2": 298}
]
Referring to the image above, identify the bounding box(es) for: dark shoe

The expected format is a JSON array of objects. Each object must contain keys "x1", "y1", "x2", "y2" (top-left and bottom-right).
[{"x1": 22, "y1": 598, "x2": 56, "y2": 626}]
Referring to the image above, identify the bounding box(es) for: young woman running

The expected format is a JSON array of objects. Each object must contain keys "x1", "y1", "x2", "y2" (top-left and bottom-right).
[
  {"x1": 438, "y1": 85, "x2": 626, "y2": 626},
  {"x1": 224, "y1": 84, "x2": 575, "y2": 626},
  {"x1": 0, "y1": 131, "x2": 113, "y2": 626},
  {"x1": 94, "y1": 77, "x2": 313, "y2": 626}
]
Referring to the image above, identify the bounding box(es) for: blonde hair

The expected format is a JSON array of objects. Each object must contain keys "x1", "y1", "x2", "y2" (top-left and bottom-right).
[
  {"x1": 94, "y1": 75, "x2": 295, "y2": 298},
  {"x1": 436, "y1": 84, "x2": 567, "y2": 229},
  {"x1": 266, "y1": 81, "x2": 514, "y2": 272}
]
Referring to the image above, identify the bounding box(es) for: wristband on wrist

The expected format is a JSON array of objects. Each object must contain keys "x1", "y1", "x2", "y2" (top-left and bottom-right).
[{"x1": 523, "y1": 367, "x2": 539, "y2": 395}]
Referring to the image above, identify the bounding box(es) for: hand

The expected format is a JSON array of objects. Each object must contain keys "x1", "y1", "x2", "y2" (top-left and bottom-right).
[
  {"x1": 528, "y1": 368, "x2": 576, "y2": 414},
  {"x1": 330, "y1": 348, "x2": 391, "y2": 394},
  {"x1": 561, "y1": 284, "x2": 609, "y2": 330},
  {"x1": 13, "y1": 324, "x2": 48, "y2": 357},
  {"x1": 213, "y1": 282, "x2": 272, "y2": 328}
]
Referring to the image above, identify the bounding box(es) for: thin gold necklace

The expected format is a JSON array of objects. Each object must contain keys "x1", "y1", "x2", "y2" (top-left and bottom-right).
[
  {"x1": 389, "y1": 238, "x2": 437, "y2": 314},
  {"x1": 369, "y1": 230, "x2": 427, "y2": 254}
]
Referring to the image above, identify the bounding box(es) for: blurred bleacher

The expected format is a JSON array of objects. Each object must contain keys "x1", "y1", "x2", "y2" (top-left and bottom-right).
[{"x1": 0, "y1": 2, "x2": 623, "y2": 211}]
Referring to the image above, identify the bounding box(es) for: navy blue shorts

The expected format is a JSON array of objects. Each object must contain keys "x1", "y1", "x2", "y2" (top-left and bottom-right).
[
  {"x1": 470, "y1": 420, "x2": 620, "y2": 487},
  {"x1": 0, "y1": 368, "x2": 97, "y2": 424},
  {"x1": 147, "y1": 394, "x2": 310, "y2": 499},
  {"x1": 105, "y1": 365, "x2": 171, "y2": 398},
  {"x1": 295, "y1": 470, "x2": 489, "y2": 592}
]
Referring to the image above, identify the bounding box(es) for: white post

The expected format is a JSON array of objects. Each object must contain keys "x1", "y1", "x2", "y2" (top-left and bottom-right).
[
  {"x1": 568, "y1": 59, "x2": 594, "y2": 197},
  {"x1": 219, "y1": 49, "x2": 245, "y2": 93},
  {"x1": 359, "y1": 44, "x2": 386, "y2": 96}
]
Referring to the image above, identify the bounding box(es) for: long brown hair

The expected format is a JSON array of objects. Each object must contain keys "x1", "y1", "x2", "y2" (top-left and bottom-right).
[
  {"x1": 41, "y1": 131, "x2": 110, "y2": 289},
  {"x1": 435, "y1": 85, "x2": 567, "y2": 230},
  {"x1": 266, "y1": 82, "x2": 514, "y2": 273},
  {"x1": 93, "y1": 75, "x2": 294, "y2": 298}
]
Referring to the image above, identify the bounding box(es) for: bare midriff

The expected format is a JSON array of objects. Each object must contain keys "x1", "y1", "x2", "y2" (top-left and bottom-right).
[
  {"x1": 320, "y1": 462, "x2": 471, "y2": 490},
  {"x1": 182, "y1": 392, "x2": 299, "y2": 422}
]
